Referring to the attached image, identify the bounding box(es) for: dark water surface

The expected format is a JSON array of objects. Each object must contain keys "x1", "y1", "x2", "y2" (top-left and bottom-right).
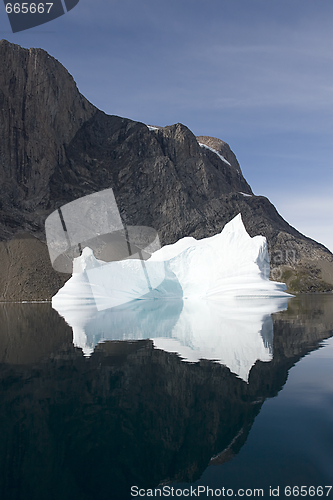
[{"x1": 0, "y1": 295, "x2": 332, "y2": 500}]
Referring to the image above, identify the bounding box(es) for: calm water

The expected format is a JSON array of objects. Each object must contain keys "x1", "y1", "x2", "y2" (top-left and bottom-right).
[{"x1": 0, "y1": 294, "x2": 332, "y2": 500}]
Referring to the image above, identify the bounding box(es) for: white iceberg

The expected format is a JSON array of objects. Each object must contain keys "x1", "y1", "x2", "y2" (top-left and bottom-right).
[{"x1": 52, "y1": 213, "x2": 290, "y2": 311}]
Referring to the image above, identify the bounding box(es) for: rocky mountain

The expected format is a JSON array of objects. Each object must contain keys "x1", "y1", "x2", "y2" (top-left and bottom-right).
[{"x1": 0, "y1": 39, "x2": 332, "y2": 300}]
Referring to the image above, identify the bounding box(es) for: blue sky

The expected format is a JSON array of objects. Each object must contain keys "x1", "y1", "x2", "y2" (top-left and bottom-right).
[{"x1": 1, "y1": 0, "x2": 332, "y2": 250}]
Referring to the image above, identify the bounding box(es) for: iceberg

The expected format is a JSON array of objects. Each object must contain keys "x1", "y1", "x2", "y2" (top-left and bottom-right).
[
  {"x1": 51, "y1": 213, "x2": 292, "y2": 380},
  {"x1": 52, "y1": 213, "x2": 290, "y2": 311}
]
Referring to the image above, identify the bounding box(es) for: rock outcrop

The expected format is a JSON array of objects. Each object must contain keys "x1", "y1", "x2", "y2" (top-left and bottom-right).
[{"x1": 0, "y1": 39, "x2": 332, "y2": 299}]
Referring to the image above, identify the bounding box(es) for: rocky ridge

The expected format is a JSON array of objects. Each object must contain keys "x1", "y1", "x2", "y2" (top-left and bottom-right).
[{"x1": 0, "y1": 39, "x2": 332, "y2": 300}]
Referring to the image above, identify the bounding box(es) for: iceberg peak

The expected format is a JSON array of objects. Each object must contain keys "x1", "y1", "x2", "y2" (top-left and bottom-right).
[{"x1": 73, "y1": 247, "x2": 103, "y2": 273}]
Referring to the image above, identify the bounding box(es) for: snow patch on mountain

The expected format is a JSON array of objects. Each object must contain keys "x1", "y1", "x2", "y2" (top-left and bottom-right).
[{"x1": 199, "y1": 142, "x2": 232, "y2": 166}]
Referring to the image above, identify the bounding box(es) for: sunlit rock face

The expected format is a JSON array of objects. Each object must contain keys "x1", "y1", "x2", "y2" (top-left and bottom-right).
[{"x1": 52, "y1": 214, "x2": 291, "y2": 380}]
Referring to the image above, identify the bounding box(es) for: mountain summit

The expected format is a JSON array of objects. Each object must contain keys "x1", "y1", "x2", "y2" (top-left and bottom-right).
[{"x1": 0, "y1": 39, "x2": 332, "y2": 299}]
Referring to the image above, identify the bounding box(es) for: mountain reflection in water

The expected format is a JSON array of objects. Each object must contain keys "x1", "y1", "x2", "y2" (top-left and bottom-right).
[{"x1": 0, "y1": 295, "x2": 332, "y2": 500}]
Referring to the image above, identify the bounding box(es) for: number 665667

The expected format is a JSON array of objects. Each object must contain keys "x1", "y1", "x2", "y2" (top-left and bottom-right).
[{"x1": 5, "y1": 3, "x2": 53, "y2": 14}]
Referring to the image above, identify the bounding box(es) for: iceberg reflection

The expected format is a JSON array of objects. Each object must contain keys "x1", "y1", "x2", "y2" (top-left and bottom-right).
[{"x1": 54, "y1": 297, "x2": 289, "y2": 381}]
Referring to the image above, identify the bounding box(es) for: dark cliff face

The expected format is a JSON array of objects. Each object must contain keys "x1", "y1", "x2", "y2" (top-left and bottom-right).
[
  {"x1": 0, "y1": 39, "x2": 332, "y2": 299},
  {"x1": 0, "y1": 39, "x2": 96, "y2": 233}
]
